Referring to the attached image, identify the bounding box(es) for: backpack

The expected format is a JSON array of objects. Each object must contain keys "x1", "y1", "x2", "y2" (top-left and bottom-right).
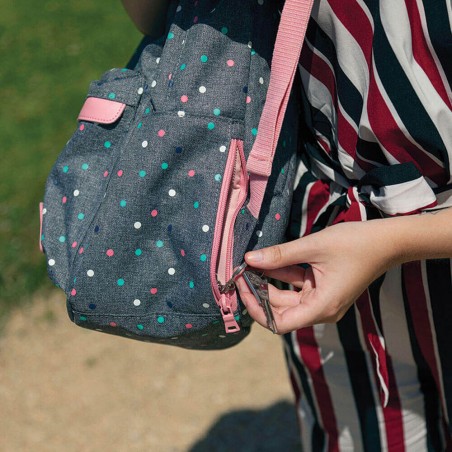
[{"x1": 40, "y1": 0, "x2": 313, "y2": 349}]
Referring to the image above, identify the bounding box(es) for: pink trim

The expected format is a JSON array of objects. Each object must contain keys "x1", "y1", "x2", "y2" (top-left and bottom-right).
[
  {"x1": 39, "y1": 202, "x2": 44, "y2": 252},
  {"x1": 78, "y1": 97, "x2": 126, "y2": 124},
  {"x1": 247, "y1": 0, "x2": 314, "y2": 218}
]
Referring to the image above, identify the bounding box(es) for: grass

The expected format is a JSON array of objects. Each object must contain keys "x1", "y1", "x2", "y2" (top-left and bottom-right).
[{"x1": 0, "y1": 0, "x2": 141, "y2": 319}]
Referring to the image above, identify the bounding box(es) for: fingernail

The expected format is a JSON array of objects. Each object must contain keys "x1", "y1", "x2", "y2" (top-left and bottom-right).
[{"x1": 246, "y1": 251, "x2": 263, "y2": 262}]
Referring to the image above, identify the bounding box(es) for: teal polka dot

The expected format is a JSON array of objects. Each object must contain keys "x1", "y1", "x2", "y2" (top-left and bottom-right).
[
  {"x1": 213, "y1": 108, "x2": 221, "y2": 116},
  {"x1": 62, "y1": 165, "x2": 69, "y2": 173},
  {"x1": 251, "y1": 128, "x2": 258, "y2": 136},
  {"x1": 221, "y1": 26, "x2": 228, "y2": 34},
  {"x1": 156, "y1": 240, "x2": 164, "y2": 248},
  {"x1": 281, "y1": 168, "x2": 285, "y2": 175},
  {"x1": 117, "y1": 279, "x2": 125, "y2": 286},
  {"x1": 120, "y1": 200, "x2": 127, "y2": 207},
  {"x1": 161, "y1": 162, "x2": 169, "y2": 170},
  {"x1": 200, "y1": 254, "x2": 207, "y2": 262},
  {"x1": 59, "y1": 236, "x2": 66, "y2": 243},
  {"x1": 135, "y1": 249, "x2": 142, "y2": 256},
  {"x1": 189, "y1": 280, "x2": 195, "y2": 289},
  {"x1": 108, "y1": 92, "x2": 116, "y2": 99},
  {"x1": 193, "y1": 201, "x2": 200, "y2": 209},
  {"x1": 139, "y1": 170, "x2": 147, "y2": 177},
  {"x1": 214, "y1": 174, "x2": 222, "y2": 182},
  {"x1": 104, "y1": 141, "x2": 111, "y2": 149},
  {"x1": 144, "y1": 107, "x2": 151, "y2": 114},
  {"x1": 79, "y1": 315, "x2": 87, "y2": 321},
  {"x1": 234, "y1": 314, "x2": 241, "y2": 321},
  {"x1": 167, "y1": 32, "x2": 174, "y2": 39},
  {"x1": 121, "y1": 68, "x2": 128, "y2": 72},
  {"x1": 81, "y1": 163, "x2": 89, "y2": 170},
  {"x1": 200, "y1": 55, "x2": 208, "y2": 63},
  {"x1": 240, "y1": 208, "x2": 246, "y2": 215},
  {"x1": 157, "y1": 316, "x2": 165, "y2": 324},
  {"x1": 137, "y1": 122, "x2": 143, "y2": 129},
  {"x1": 137, "y1": 324, "x2": 144, "y2": 330},
  {"x1": 251, "y1": 49, "x2": 256, "y2": 56},
  {"x1": 77, "y1": 213, "x2": 85, "y2": 220},
  {"x1": 207, "y1": 122, "x2": 215, "y2": 130},
  {"x1": 41, "y1": 234, "x2": 45, "y2": 241},
  {"x1": 180, "y1": 63, "x2": 186, "y2": 70}
]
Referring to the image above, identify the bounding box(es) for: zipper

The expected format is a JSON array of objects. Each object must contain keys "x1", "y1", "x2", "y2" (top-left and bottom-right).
[{"x1": 210, "y1": 139, "x2": 248, "y2": 333}]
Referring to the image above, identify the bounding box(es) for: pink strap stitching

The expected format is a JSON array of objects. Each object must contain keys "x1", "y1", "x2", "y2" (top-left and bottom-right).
[{"x1": 78, "y1": 98, "x2": 126, "y2": 124}]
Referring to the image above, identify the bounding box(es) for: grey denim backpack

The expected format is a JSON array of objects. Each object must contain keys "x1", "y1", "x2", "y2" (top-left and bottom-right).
[{"x1": 40, "y1": 0, "x2": 313, "y2": 349}]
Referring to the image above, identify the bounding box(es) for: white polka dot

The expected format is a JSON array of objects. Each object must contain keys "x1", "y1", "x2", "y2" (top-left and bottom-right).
[
  {"x1": 242, "y1": 309, "x2": 248, "y2": 316},
  {"x1": 133, "y1": 299, "x2": 141, "y2": 306},
  {"x1": 156, "y1": 57, "x2": 161, "y2": 64},
  {"x1": 142, "y1": 140, "x2": 148, "y2": 148},
  {"x1": 42, "y1": 208, "x2": 47, "y2": 215},
  {"x1": 87, "y1": 269, "x2": 94, "y2": 277},
  {"x1": 219, "y1": 145, "x2": 226, "y2": 152},
  {"x1": 137, "y1": 87, "x2": 144, "y2": 94},
  {"x1": 258, "y1": 0, "x2": 264, "y2": 5},
  {"x1": 168, "y1": 189, "x2": 176, "y2": 197},
  {"x1": 199, "y1": 86, "x2": 206, "y2": 93},
  {"x1": 73, "y1": 189, "x2": 80, "y2": 197},
  {"x1": 177, "y1": 110, "x2": 186, "y2": 117},
  {"x1": 151, "y1": 80, "x2": 157, "y2": 88},
  {"x1": 182, "y1": 40, "x2": 186, "y2": 45},
  {"x1": 219, "y1": 335, "x2": 226, "y2": 338},
  {"x1": 168, "y1": 268, "x2": 176, "y2": 275},
  {"x1": 259, "y1": 77, "x2": 264, "y2": 84},
  {"x1": 176, "y1": 5, "x2": 182, "y2": 12},
  {"x1": 202, "y1": 303, "x2": 210, "y2": 309},
  {"x1": 134, "y1": 222, "x2": 142, "y2": 229},
  {"x1": 256, "y1": 230, "x2": 263, "y2": 237},
  {"x1": 248, "y1": 41, "x2": 253, "y2": 48},
  {"x1": 202, "y1": 225, "x2": 210, "y2": 232},
  {"x1": 48, "y1": 259, "x2": 55, "y2": 266}
]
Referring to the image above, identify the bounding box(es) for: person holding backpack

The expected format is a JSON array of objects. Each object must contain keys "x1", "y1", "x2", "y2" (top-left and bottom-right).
[{"x1": 125, "y1": 0, "x2": 452, "y2": 449}]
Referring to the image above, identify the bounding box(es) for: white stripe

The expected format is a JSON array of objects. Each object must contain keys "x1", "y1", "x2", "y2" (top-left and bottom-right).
[{"x1": 379, "y1": 266, "x2": 429, "y2": 450}]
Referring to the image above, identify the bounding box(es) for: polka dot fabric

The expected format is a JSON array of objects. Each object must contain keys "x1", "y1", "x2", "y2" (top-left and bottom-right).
[{"x1": 41, "y1": 0, "x2": 299, "y2": 349}]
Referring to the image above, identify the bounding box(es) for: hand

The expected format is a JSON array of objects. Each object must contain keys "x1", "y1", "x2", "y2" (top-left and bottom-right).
[{"x1": 236, "y1": 219, "x2": 401, "y2": 334}]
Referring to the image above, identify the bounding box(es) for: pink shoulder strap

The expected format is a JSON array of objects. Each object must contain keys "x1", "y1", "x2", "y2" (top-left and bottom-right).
[{"x1": 247, "y1": 0, "x2": 314, "y2": 218}]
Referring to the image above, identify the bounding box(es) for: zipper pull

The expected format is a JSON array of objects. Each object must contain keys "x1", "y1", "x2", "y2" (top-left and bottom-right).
[
  {"x1": 218, "y1": 262, "x2": 247, "y2": 294},
  {"x1": 219, "y1": 294, "x2": 240, "y2": 333}
]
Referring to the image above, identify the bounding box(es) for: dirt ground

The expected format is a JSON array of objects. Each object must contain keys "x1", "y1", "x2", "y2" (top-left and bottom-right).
[{"x1": 0, "y1": 291, "x2": 300, "y2": 451}]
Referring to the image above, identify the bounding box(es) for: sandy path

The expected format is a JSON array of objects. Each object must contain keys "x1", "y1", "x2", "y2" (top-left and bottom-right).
[{"x1": 0, "y1": 292, "x2": 300, "y2": 451}]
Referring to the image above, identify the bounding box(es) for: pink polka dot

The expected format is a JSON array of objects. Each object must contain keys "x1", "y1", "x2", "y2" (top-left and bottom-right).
[
  {"x1": 188, "y1": 169, "x2": 195, "y2": 177},
  {"x1": 150, "y1": 287, "x2": 158, "y2": 295},
  {"x1": 117, "y1": 170, "x2": 123, "y2": 177},
  {"x1": 181, "y1": 95, "x2": 188, "y2": 103},
  {"x1": 71, "y1": 241, "x2": 78, "y2": 248},
  {"x1": 180, "y1": 249, "x2": 186, "y2": 257},
  {"x1": 185, "y1": 323, "x2": 193, "y2": 329},
  {"x1": 79, "y1": 124, "x2": 85, "y2": 131},
  {"x1": 78, "y1": 247, "x2": 84, "y2": 254},
  {"x1": 71, "y1": 289, "x2": 77, "y2": 296},
  {"x1": 106, "y1": 249, "x2": 114, "y2": 257},
  {"x1": 193, "y1": 16, "x2": 198, "y2": 23},
  {"x1": 158, "y1": 129, "x2": 166, "y2": 137},
  {"x1": 275, "y1": 213, "x2": 281, "y2": 221},
  {"x1": 62, "y1": 196, "x2": 67, "y2": 204},
  {"x1": 227, "y1": 59, "x2": 235, "y2": 67},
  {"x1": 151, "y1": 209, "x2": 158, "y2": 217},
  {"x1": 103, "y1": 171, "x2": 109, "y2": 177},
  {"x1": 168, "y1": 73, "x2": 172, "y2": 80},
  {"x1": 246, "y1": 96, "x2": 251, "y2": 104},
  {"x1": 109, "y1": 322, "x2": 117, "y2": 327}
]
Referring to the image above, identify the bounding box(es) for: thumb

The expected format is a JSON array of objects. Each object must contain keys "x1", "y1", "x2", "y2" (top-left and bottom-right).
[{"x1": 245, "y1": 236, "x2": 316, "y2": 270}]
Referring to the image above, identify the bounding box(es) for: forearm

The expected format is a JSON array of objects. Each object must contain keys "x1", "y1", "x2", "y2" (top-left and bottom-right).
[{"x1": 121, "y1": 0, "x2": 171, "y2": 37}]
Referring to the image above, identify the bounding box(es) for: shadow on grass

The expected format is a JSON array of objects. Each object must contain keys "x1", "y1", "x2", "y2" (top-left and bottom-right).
[{"x1": 189, "y1": 400, "x2": 300, "y2": 451}]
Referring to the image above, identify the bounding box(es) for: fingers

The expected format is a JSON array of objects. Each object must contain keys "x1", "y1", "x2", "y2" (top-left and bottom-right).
[{"x1": 263, "y1": 265, "x2": 306, "y2": 289}]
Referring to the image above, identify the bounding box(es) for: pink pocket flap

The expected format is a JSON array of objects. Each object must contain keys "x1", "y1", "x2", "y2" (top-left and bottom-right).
[{"x1": 78, "y1": 97, "x2": 126, "y2": 124}]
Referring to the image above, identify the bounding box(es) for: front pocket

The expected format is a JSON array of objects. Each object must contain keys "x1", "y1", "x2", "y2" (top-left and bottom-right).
[
  {"x1": 42, "y1": 68, "x2": 145, "y2": 292},
  {"x1": 210, "y1": 138, "x2": 248, "y2": 333}
]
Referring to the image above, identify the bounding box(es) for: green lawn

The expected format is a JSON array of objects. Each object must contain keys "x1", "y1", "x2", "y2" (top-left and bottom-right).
[{"x1": 0, "y1": 0, "x2": 141, "y2": 319}]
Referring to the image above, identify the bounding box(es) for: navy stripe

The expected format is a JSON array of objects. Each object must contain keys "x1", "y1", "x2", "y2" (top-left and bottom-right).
[
  {"x1": 421, "y1": 0, "x2": 452, "y2": 90},
  {"x1": 426, "y1": 259, "x2": 452, "y2": 434},
  {"x1": 401, "y1": 264, "x2": 444, "y2": 451},
  {"x1": 361, "y1": 0, "x2": 448, "y2": 167},
  {"x1": 337, "y1": 308, "x2": 382, "y2": 451},
  {"x1": 356, "y1": 138, "x2": 389, "y2": 167},
  {"x1": 283, "y1": 333, "x2": 326, "y2": 450}
]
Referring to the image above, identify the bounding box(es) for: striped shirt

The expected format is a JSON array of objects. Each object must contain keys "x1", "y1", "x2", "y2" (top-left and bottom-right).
[{"x1": 285, "y1": 0, "x2": 452, "y2": 450}]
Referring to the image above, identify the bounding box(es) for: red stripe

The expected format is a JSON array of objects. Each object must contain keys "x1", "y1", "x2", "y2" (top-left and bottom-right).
[
  {"x1": 367, "y1": 66, "x2": 446, "y2": 185},
  {"x1": 404, "y1": 0, "x2": 452, "y2": 109},
  {"x1": 356, "y1": 292, "x2": 406, "y2": 451},
  {"x1": 402, "y1": 261, "x2": 448, "y2": 428},
  {"x1": 297, "y1": 327, "x2": 339, "y2": 451},
  {"x1": 304, "y1": 180, "x2": 331, "y2": 235}
]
